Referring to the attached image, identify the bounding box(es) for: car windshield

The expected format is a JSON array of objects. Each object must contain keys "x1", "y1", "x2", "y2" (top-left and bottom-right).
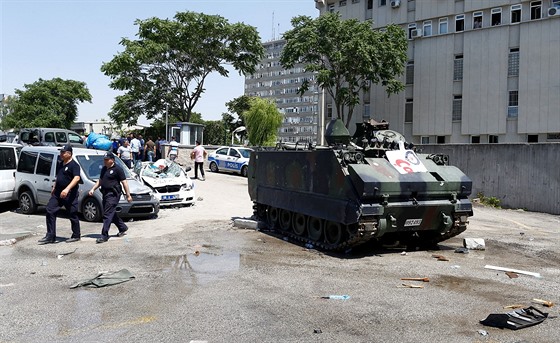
[
  {"x1": 76, "y1": 155, "x2": 133, "y2": 180},
  {"x1": 238, "y1": 148, "x2": 252, "y2": 158}
]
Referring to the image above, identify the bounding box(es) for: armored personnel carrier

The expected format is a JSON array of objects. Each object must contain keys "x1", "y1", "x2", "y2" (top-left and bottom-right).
[{"x1": 248, "y1": 119, "x2": 473, "y2": 251}]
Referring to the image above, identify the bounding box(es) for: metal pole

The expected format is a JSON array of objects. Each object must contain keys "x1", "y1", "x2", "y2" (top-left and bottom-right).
[{"x1": 165, "y1": 103, "x2": 169, "y2": 142}]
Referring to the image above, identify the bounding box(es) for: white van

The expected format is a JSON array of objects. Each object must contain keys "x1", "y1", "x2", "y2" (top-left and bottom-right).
[
  {"x1": 15, "y1": 146, "x2": 160, "y2": 222},
  {"x1": 0, "y1": 143, "x2": 22, "y2": 203}
]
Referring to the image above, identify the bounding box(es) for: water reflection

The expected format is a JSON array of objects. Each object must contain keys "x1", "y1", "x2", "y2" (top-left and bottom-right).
[{"x1": 168, "y1": 252, "x2": 240, "y2": 285}]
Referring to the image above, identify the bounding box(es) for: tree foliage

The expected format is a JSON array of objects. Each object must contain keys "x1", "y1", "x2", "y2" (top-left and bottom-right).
[
  {"x1": 280, "y1": 13, "x2": 408, "y2": 127},
  {"x1": 101, "y1": 11, "x2": 265, "y2": 126},
  {"x1": 244, "y1": 98, "x2": 282, "y2": 146},
  {"x1": 1, "y1": 78, "x2": 92, "y2": 129},
  {"x1": 203, "y1": 120, "x2": 227, "y2": 145},
  {"x1": 224, "y1": 95, "x2": 251, "y2": 141}
]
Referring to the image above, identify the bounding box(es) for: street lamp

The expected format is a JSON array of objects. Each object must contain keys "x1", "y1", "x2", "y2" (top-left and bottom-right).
[{"x1": 231, "y1": 126, "x2": 246, "y2": 145}]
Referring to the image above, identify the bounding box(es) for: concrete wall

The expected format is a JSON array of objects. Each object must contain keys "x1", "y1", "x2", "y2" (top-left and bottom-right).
[{"x1": 419, "y1": 143, "x2": 560, "y2": 214}]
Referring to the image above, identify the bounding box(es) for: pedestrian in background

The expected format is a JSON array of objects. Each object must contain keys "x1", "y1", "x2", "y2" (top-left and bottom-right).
[
  {"x1": 130, "y1": 134, "x2": 141, "y2": 164},
  {"x1": 88, "y1": 152, "x2": 132, "y2": 244},
  {"x1": 168, "y1": 136, "x2": 179, "y2": 161},
  {"x1": 191, "y1": 140, "x2": 207, "y2": 181},
  {"x1": 117, "y1": 140, "x2": 133, "y2": 168},
  {"x1": 38, "y1": 145, "x2": 81, "y2": 244},
  {"x1": 138, "y1": 134, "x2": 145, "y2": 161},
  {"x1": 144, "y1": 137, "x2": 156, "y2": 162}
]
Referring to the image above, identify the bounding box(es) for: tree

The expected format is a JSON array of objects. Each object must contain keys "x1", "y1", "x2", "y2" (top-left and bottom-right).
[
  {"x1": 280, "y1": 13, "x2": 408, "y2": 127},
  {"x1": 244, "y1": 98, "x2": 282, "y2": 146},
  {"x1": 1, "y1": 78, "x2": 92, "y2": 129},
  {"x1": 203, "y1": 120, "x2": 227, "y2": 145},
  {"x1": 0, "y1": 95, "x2": 16, "y2": 130},
  {"x1": 101, "y1": 11, "x2": 265, "y2": 125}
]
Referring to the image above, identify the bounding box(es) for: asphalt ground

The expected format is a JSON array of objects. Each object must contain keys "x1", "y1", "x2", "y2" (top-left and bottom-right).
[{"x1": 1, "y1": 170, "x2": 559, "y2": 343}]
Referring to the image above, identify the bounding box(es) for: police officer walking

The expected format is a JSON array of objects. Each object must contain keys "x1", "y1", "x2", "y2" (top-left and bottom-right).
[
  {"x1": 88, "y1": 152, "x2": 132, "y2": 243},
  {"x1": 38, "y1": 145, "x2": 81, "y2": 244}
]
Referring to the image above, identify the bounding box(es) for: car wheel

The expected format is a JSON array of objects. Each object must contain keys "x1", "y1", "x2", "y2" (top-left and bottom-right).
[
  {"x1": 19, "y1": 191, "x2": 37, "y2": 214},
  {"x1": 209, "y1": 162, "x2": 219, "y2": 173},
  {"x1": 241, "y1": 165, "x2": 248, "y2": 177},
  {"x1": 82, "y1": 197, "x2": 102, "y2": 222}
]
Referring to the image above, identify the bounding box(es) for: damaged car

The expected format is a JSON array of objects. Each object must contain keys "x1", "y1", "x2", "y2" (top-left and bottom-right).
[{"x1": 135, "y1": 159, "x2": 195, "y2": 207}]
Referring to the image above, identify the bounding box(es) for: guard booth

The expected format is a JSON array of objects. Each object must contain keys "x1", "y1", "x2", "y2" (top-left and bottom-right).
[{"x1": 169, "y1": 122, "x2": 204, "y2": 145}]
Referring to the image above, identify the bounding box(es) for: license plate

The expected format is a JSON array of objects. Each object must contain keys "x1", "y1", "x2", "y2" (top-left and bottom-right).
[
  {"x1": 162, "y1": 194, "x2": 178, "y2": 201},
  {"x1": 404, "y1": 218, "x2": 422, "y2": 227}
]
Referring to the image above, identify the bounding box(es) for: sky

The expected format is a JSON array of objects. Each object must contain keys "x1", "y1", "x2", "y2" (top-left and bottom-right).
[{"x1": 0, "y1": 0, "x2": 318, "y2": 125}]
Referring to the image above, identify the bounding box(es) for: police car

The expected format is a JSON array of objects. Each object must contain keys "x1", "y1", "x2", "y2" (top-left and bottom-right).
[{"x1": 208, "y1": 146, "x2": 253, "y2": 177}]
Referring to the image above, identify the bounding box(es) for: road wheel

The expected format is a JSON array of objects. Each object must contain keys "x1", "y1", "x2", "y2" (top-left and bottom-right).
[
  {"x1": 18, "y1": 191, "x2": 37, "y2": 214},
  {"x1": 268, "y1": 206, "x2": 279, "y2": 229},
  {"x1": 279, "y1": 209, "x2": 292, "y2": 232},
  {"x1": 209, "y1": 162, "x2": 219, "y2": 173},
  {"x1": 292, "y1": 213, "x2": 307, "y2": 236},
  {"x1": 324, "y1": 221, "x2": 344, "y2": 245},
  {"x1": 82, "y1": 197, "x2": 102, "y2": 222},
  {"x1": 307, "y1": 216, "x2": 323, "y2": 241},
  {"x1": 241, "y1": 165, "x2": 248, "y2": 177}
]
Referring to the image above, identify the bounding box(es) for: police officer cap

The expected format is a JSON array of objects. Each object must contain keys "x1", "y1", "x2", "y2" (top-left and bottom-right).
[
  {"x1": 60, "y1": 144, "x2": 73, "y2": 153},
  {"x1": 104, "y1": 151, "x2": 115, "y2": 159}
]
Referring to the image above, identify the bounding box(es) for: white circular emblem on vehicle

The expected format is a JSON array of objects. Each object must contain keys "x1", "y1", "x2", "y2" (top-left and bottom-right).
[
  {"x1": 65, "y1": 167, "x2": 68, "y2": 171},
  {"x1": 110, "y1": 170, "x2": 114, "y2": 174}
]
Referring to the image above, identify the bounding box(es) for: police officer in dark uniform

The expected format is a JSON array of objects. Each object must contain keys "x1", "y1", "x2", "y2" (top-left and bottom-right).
[
  {"x1": 88, "y1": 151, "x2": 132, "y2": 243},
  {"x1": 38, "y1": 144, "x2": 81, "y2": 244}
]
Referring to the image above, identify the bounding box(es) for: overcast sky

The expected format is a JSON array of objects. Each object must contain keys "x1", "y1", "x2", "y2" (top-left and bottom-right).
[{"x1": 0, "y1": 0, "x2": 318, "y2": 124}]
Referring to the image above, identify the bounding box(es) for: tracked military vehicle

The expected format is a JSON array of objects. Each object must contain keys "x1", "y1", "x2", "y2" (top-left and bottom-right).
[{"x1": 248, "y1": 119, "x2": 473, "y2": 251}]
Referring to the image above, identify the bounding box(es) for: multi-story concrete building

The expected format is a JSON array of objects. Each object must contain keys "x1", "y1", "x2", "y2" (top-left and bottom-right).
[
  {"x1": 245, "y1": 39, "x2": 322, "y2": 144},
  {"x1": 316, "y1": 0, "x2": 560, "y2": 144}
]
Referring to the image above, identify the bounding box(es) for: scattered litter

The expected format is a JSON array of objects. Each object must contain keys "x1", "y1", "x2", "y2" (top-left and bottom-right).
[
  {"x1": 519, "y1": 232, "x2": 525, "y2": 236},
  {"x1": 36, "y1": 224, "x2": 45, "y2": 229},
  {"x1": 41, "y1": 260, "x2": 48, "y2": 266},
  {"x1": 0, "y1": 239, "x2": 17, "y2": 246},
  {"x1": 401, "y1": 277, "x2": 429, "y2": 282},
  {"x1": 194, "y1": 250, "x2": 200, "y2": 256},
  {"x1": 533, "y1": 298, "x2": 554, "y2": 307},
  {"x1": 463, "y1": 238, "x2": 485, "y2": 250},
  {"x1": 480, "y1": 306, "x2": 548, "y2": 330},
  {"x1": 477, "y1": 329, "x2": 488, "y2": 336},
  {"x1": 484, "y1": 265, "x2": 541, "y2": 278},
  {"x1": 400, "y1": 251, "x2": 407, "y2": 256},
  {"x1": 505, "y1": 271, "x2": 519, "y2": 279},
  {"x1": 503, "y1": 304, "x2": 525, "y2": 310},
  {"x1": 454, "y1": 247, "x2": 469, "y2": 254},
  {"x1": 450, "y1": 265, "x2": 461, "y2": 269},
  {"x1": 197, "y1": 197, "x2": 203, "y2": 201},
  {"x1": 70, "y1": 269, "x2": 135, "y2": 288},
  {"x1": 398, "y1": 283, "x2": 424, "y2": 289},
  {"x1": 233, "y1": 218, "x2": 259, "y2": 230},
  {"x1": 57, "y1": 248, "x2": 78, "y2": 259},
  {"x1": 528, "y1": 237, "x2": 534, "y2": 241},
  {"x1": 313, "y1": 329, "x2": 322, "y2": 334},
  {"x1": 321, "y1": 295, "x2": 350, "y2": 300},
  {"x1": 431, "y1": 254, "x2": 449, "y2": 261}
]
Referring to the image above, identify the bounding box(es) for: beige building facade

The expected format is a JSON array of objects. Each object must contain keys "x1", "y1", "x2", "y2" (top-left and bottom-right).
[{"x1": 316, "y1": 0, "x2": 560, "y2": 144}]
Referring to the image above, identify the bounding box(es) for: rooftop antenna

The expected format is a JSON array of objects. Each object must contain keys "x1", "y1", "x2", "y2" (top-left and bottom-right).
[{"x1": 272, "y1": 11, "x2": 275, "y2": 40}]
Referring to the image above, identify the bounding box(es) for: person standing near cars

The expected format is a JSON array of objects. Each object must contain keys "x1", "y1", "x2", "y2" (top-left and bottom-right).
[
  {"x1": 144, "y1": 137, "x2": 156, "y2": 162},
  {"x1": 117, "y1": 140, "x2": 133, "y2": 168},
  {"x1": 168, "y1": 136, "x2": 179, "y2": 161},
  {"x1": 191, "y1": 140, "x2": 207, "y2": 181},
  {"x1": 130, "y1": 134, "x2": 141, "y2": 164},
  {"x1": 88, "y1": 152, "x2": 132, "y2": 244},
  {"x1": 38, "y1": 145, "x2": 81, "y2": 244}
]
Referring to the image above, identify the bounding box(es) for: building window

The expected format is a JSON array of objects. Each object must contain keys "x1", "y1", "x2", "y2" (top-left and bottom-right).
[
  {"x1": 406, "y1": 61, "x2": 414, "y2": 84},
  {"x1": 546, "y1": 132, "x2": 560, "y2": 140},
  {"x1": 380, "y1": 0, "x2": 386, "y2": 6},
  {"x1": 530, "y1": 1, "x2": 542, "y2": 20},
  {"x1": 489, "y1": 135, "x2": 499, "y2": 143},
  {"x1": 408, "y1": 23, "x2": 417, "y2": 39},
  {"x1": 471, "y1": 136, "x2": 481, "y2": 144},
  {"x1": 328, "y1": 4, "x2": 336, "y2": 12},
  {"x1": 368, "y1": 0, "x2": 373, "y2": 9},
  {"x1": 527, "y1": 135, "x2": 538, "y2": 143},
  {"x1": 508, "y1": 48, "x2": 520, "y2": 77},
  {"x1": 339, "y1": 0, "x2": 347, "y2": 6},
  {"x1": 452, "y1": 95, "x2": 462, "y2": 121},
  {"x1": 473, "y1": 11, "x2": 483, "y2": 29},
  {"x1": 508, "y1": 90, "x2": 519, "y2": 118},
  {"x1": 437, "y1": 136, "x2": 445, "y2": 144},
  {"x1": 405, "y1": 99, "x2": 413, "y2": 123},
  {"x1": 491, "y1": 8, "x2": 502, "y2": 26},
  {"x1": 455, "y1": 14, "x2": 465, "y2": 32},
  {"x1": 511, "y1": 4, "x2": 522, "y2": 23},
  {"x1": 363, "y1": 104, "x2": 371, "y2": 121},
  {"x1": 439, "y1": 18, "x2": 448, "y2": 34},
  {"x1": 423, "y1": 20, "x2": 432, "y2": 36},
  {"x1": 327, "y1": 104, "x2": 333, "y2": 119},
  {"x1": 421, "y1": 136, "x2": 430, "y2": 144},
  {"x1": 352, "y1": 0, "x2": 360, "y2": 3},
  {"x1": 453, "y1": 55, "x2": 463, "y2": 81}
]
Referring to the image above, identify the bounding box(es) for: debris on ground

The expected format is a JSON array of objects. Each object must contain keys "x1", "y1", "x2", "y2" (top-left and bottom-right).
[
  {"x1": 232, "y1": 218, "x2": 259, "y2": 230},
  {"x1": 505, "y1": 271, "x2": 519, "y2": 279},
  {"x1": 313, "y1": 329, "x2": 322, "y2": 334},
  {"x1": 454, "y1": 247, "x2": 469, "y2": 254},
  {"x1": 0, "y1": 239, "x2": 17, "y2": 246},
  {"x1": 70, "y1": 269, "x2": 135, "y2": 288},
  {"x1": 503, "y1": 304, "x2": 525, "y2": 310},
  {"x1": 431, "y1": 254, "x2": 449, "y2": 261},
  {"x1": 398, "y1": 283, "x2": 424, "y2": 289},
  {"x1": 401, "y1": 277, "x2": 430, "y2": 282},
  {"x1": 400, "y1": 251, "x2": 407, "y2": 256},
  {"x1": 320, "y1": 295, "x2": 351, "y2": 300},
  {"x1": 57, "y1": 248, "x2": 78, "y2": 259},
  {"x1": 480, "y1": 306, "x2": 548, "y2": 330},
  {"x1": 463, "y1": 238, "x2": 485, "y2": 250},
  {"x1": 477, "y1": 329, "x2": 488, "y2": 336},
  {"x1": 484, "y1": 265, "x2": 541, "y2": 278},
  {"x1": 533, "y1": 298, "x2": 554, "y2": 307}
]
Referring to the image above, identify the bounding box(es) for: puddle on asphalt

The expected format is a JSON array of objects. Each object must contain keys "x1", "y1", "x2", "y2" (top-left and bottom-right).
[{"x1": 165, "y1": 252, "x2": 240, "y2": 285}]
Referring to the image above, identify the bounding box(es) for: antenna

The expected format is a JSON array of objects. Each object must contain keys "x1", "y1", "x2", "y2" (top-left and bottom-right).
[{"x1": 272, "y1": 11, "x2": 275, "y2": 40}]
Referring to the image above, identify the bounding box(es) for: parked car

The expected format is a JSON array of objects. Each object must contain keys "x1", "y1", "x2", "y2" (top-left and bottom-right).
[
  {"x1": 208, "y1": 146, "x2": 253, "y2": 177},
  {"x1": 18, "y1": 128, "x2": 84, "y2": 147},
  {"x1": 0, "y1": 143, "x2": 22, "y2": 204},
  {"x1": 134, "y1": 159, "x2": 196, "y2": 207},
  {"x1": 15, "y1": 146, "x2": 159, "y2": 222}
]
